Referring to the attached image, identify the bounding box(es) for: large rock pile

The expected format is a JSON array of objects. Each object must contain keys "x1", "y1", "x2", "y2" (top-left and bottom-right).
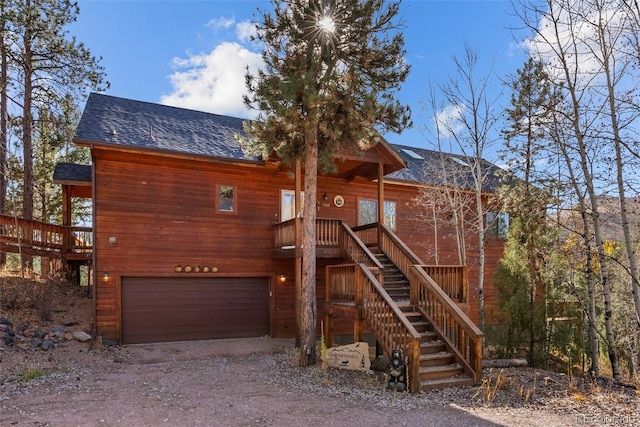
[{"x1": 0, "y1": 316, "x2": 92, "y2": 352}]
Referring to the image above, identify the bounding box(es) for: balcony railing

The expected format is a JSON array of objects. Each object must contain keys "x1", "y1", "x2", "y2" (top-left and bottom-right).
[{"x1": 0, "y1": 214, "x2": 92, "y2": 258}]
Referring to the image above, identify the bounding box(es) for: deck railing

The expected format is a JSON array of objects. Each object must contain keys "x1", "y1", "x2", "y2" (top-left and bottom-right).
[
  {"x1": 0, "y1": 215, "x2": 63, "y2": 254},
  {"x1": 0, "y1": 214, "x2": 92, "y2": 257},
  {"x1": 274, "y1": 218, "x2": 344, "y2": 248},
  {"x1": 421, "y1": 265, "x2": 468, "y2": 303},
  {"x1": 273, "y1": 219, "x2": 384, "y2": 271},
  {"x1": 410, "y1": 265, "x2": 483, "y2": 383},
  {"x1": 273, "y1": 218, "x2": 298, "y2": 248}
]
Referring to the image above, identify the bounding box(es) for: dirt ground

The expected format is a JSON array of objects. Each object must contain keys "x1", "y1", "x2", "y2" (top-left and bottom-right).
[
  {"x1": 0, "y1": 279, "x2": 637, "y2": 427},
  {"x1": 0, "y1": 337, "x2": 582, "y2": 427}
]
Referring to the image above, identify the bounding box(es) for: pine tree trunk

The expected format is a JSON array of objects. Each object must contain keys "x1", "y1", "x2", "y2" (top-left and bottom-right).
[
  {"x1": 300, "y1": 124, "x2": 318, "y2": 367},
  {"x1": 21, "y1": 24, "x2": 34, "y2": 270},
  {"x1": 0, "y1": 0, "x2": 7, "y2": 268}
]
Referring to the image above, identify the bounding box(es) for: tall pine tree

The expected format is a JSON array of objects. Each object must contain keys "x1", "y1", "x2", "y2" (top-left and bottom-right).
[{"x1": 242, "y1": 0, "x2": 411, "y2": 366}]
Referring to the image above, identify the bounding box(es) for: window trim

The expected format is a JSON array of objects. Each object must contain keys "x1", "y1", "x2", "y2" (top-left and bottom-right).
[
  {"x1": 486, "y1": 211, "x2": 509, "y2": 239},
  {"x1": 216, "y1": 184, "x2": 237, "y2": 215}
]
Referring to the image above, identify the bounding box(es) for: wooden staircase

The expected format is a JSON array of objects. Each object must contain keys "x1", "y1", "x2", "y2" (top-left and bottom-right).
[
  {"x1": 324, "y1": 221, "x2": 483, "y2": 392},
  {"x1": 374, "y1": 251, "x2": 475, "y2": 390}
]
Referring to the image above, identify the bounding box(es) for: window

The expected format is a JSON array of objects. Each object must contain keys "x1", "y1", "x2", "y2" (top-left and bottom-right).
[
  {"x1": 486, "y1": 211, "x2": 509, "y2": 239},
  {"x1": 358, "y1": 199, "x2": 397, "y2": 230},
  {"x1": 217, "y1": 184, "x2": 236, "y2": 214},
  {"x1": 281, "y1": 189, "x2": 304, "y2": 221}
]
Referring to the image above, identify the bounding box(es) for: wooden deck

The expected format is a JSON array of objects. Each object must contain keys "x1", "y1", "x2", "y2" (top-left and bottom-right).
[{"x1": 0, "y1": 214, "x2": 92, "y2": 262}]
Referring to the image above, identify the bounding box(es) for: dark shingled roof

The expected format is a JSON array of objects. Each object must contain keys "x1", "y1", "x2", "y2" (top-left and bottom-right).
[
  {"x1": 53, "y1": 162, "x2": 92, "y2": 183},
  {"x1": 388, "y1": 144, "x2": 506, "y2": 193},
  {"x1": 74, "y1": 93, "x2": 255, "y2": 162},
  {"x1": 73, "y1": 93, "x2": 506, "y2": 192}
]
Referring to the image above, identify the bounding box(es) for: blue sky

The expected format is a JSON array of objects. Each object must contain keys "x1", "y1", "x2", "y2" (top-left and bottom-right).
[{"x1": 71, "y1": 0, "x2": 529, "y2": 158}]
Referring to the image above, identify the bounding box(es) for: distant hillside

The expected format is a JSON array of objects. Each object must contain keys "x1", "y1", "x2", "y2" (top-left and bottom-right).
[{"x1": 558, "y1": 196, "x2": 640, "y2": 242}]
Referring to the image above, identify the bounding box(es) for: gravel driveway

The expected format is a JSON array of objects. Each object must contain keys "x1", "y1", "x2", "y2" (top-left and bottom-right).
[{"x1": 0, "y1": 338, "x2": 631, "y2": 426}]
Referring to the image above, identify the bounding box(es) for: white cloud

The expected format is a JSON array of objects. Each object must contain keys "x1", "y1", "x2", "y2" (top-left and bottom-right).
[
  {"x1": 433, "y1": 103, "x2": 465, "y2": 139},
  {"x1": 160, "y1": 42, "x2": 263, "y2": 119},
  {"x1": 206, "y1": 16, "x2": 235, "y2": 31},
  {"x1": 522, "y1": 2, "x2": 627, "y2": 84},
  {"x1": 236, "y1": 21, "x2": 257, "y2": 43}
]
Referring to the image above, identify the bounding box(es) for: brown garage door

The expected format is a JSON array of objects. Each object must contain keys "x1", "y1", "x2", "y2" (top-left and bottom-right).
[{"x1": 121, "y1": 277, "x2": 269, "y2": 344}]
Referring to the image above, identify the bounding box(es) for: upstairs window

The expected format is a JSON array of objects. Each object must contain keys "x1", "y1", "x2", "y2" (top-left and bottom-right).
[
  {"x1": 486, "y1": 211, "x2": 509, "y2": 239},
  {"x1": 217, "y1": 184, "x2": 236, "y2": 214}
]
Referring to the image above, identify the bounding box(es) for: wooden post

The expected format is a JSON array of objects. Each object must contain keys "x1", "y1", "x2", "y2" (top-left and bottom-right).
[
  {"x1": 61, "y1": 185, "x2": 72, "y2": 257},
  {"x1": 409, "y1": 339, "x2": 421, "y2": 393},
  {"x1": 325, "y1": 314, "x2": 334, "y2": 348}
]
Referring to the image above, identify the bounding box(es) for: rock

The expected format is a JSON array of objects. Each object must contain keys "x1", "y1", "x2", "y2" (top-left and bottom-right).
[
  {"x1": 101, "y1": 338, "x2": 116, "y2": 347},
  {"x1": 0, "y1": 317, "x2": 12, "y2": 327},
  {"x1": 52, "y1": 326, "x2": 65, "y2": 333},
  {"x1": 41, "y1": 340, "x2": 54, "y2": 351},
  {"x1": 64, "y1": 332, "x2": 74, "y2": 341},
  {"x1": 324, "y1": 342, "x2": 371, "y2": 372},
  {"x1": 72, "y1": 331, "x2": 92, "y2": 342}
]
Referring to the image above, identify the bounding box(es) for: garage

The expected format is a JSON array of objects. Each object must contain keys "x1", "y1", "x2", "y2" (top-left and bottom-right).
[{"x1": 121, "y1": 277, "x2": 270, "y2": 344}]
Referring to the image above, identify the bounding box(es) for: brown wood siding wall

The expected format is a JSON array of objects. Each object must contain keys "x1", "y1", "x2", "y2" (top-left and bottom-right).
[{"x1": 93, "y1": 149, "x2": 505, "y2": 341}]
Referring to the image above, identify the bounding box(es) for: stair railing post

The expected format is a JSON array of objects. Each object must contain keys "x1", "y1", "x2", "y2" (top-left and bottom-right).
[{"x1": 409, "y1": 338, "x2": 421, "y2": 393}]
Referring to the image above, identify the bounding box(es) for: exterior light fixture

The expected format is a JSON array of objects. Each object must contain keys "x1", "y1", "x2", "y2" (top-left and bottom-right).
[
  {"x1": 103, "y1": 271, "x2": 110, "y2": 282},
  {"x1": 280, "y1": 273, "x2": 286, "y2": 283}
]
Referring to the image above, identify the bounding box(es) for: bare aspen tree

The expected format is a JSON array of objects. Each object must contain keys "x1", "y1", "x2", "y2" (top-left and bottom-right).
[
  {"x1": 429, "y1": 45, "x2": 502, "y2": 332},
  {"x1": 515, "y1": 0, "x2": 628, "y2": 380},
  {"x1": 412, "y1": 87, "x2": 476, "y2": 266}
]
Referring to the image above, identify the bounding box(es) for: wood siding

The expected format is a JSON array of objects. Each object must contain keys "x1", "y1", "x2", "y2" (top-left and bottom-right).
[{"x1": 93, "y1": 148, "x2": 505, "y2": 342}]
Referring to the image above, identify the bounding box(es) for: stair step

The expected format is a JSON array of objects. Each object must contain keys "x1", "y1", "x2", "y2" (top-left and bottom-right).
[
  {"x1": 419, "y1": 363, "x2": 464, "y2": 380},
  {"x1": 421, "y1": 341, "x2": 445, "y2": 354},
  {"x1": 420, "y1": 351, "x2": 455, "y2": 366},
  {"x1": 420, "y1": 375, "x2": 475, "y2": 391},
  {"x1": 418, "y1": 330, "x2": 437, "y2": 340},
  {"x1": 411, "y1": 321, "x2": 432, "y2": 333}
]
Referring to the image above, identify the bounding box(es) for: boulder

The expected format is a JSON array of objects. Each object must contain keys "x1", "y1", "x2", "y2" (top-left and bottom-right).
[{"x1": 71, "y1": 331, "x2": 91, "y2": 342}]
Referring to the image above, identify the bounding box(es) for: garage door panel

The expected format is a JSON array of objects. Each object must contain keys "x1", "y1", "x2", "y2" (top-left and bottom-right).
[{"x1": 122, "y1": 277, "x2": 269, "y2": 344}]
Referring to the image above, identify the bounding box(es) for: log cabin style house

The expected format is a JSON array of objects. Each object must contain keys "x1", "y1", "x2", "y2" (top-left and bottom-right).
[{"x1": 58, "y1": 93, "x2": 509, "y2": 391}]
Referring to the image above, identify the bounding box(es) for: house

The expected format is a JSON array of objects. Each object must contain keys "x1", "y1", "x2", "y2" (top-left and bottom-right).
[{"x1": 59, "y1": 93, "x2": 508, "y2": 391}]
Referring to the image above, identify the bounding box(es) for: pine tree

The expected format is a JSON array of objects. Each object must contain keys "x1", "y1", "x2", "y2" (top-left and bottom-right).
[
  {"x1": 6, "y1": 0, "x2": 108, "y2": 222},
  {"x1": 242, "y1": 0, "x2": 411, "y2": 366}
]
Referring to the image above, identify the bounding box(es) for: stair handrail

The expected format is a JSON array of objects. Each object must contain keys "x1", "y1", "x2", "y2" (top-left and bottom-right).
[
  {"x1": 410, "y1": 265, "x2": 483, "y2": 383},
  {"x1": 339, "y1": 222, "x2": 384, "y2": 270},
  {"x1": 355, "y1": 263, "x2": 422, "y2": 393},
  {"x1": 376, "y1": 222, "x2": 422, "y2": 278}
]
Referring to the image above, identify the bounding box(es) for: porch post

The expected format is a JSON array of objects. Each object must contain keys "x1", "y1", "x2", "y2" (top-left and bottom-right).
[
  {"x1": 294, "y1": 158, "x2": 303, "y2": 348},
  {"x1": 377, "y1": 162, "x2": 384, "y2": 245},
  {"x1": 61, "y1": 185, "x2": 72, "y2": 258}
]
